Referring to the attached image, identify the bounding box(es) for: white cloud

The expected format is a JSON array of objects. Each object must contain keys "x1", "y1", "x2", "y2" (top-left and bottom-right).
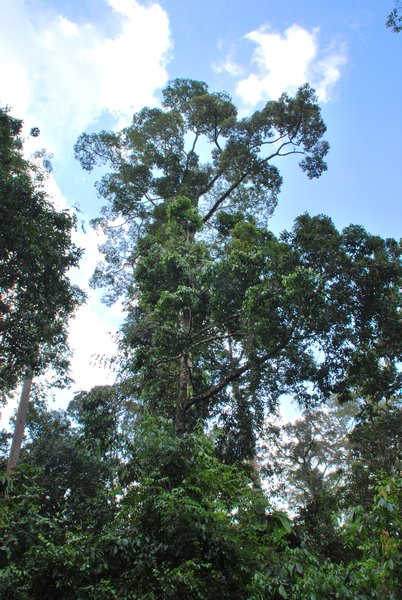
[
  {"x1": 0, "y1": 0, "x2": 172, "y2": 153},
  {"x1": 312, "y1": 49, "x2": 347, "y2": 102},
  {"x1": 230, "y1": 24, "x2": 346, "y2": 107},
  {"x1": 213, "y1": 57, "x2": 244, "y2": 77},
  {"x1": 50, "y1": 183, "x2": 123, "y2": 392},
  {"x1": 213, "y1": 44, "x2": 244, "y2": 78},
  {"x1": 0, "y1": 0, "x2": 171, "y2": 419},
  {"x1": 38, "y1": 177, "x2": 121, "y2": 372},
  {"x1": 67, "y1": 294, "x2": 119, "y2": 390}
]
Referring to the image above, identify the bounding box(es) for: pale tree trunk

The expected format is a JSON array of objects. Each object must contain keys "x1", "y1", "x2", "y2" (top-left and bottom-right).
[
  {"x1": 6, "y1": 366, "x2": 34, "y2": 475},
  {"x1": 175, "y1": 308, "x2": 192, "y2": 435}
]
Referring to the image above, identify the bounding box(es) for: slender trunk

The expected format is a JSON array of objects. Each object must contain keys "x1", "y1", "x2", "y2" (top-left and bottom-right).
[
  {"x1": 6, "y1": 366, "x2": 33, "y2": 476},
  {"x1": 175, "y1": 355, "x2": 194, "y2": 434},
  {"x1": 175, "y1": 308, "x2": 192, "y2": 435}
]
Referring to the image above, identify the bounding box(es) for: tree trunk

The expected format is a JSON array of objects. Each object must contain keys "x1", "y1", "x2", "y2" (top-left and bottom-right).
[
  {"x1": 6, "y1": 366, "x2": 33, "y2": 475},
  {"x1": 175, "y1": 308, "x2": 192, "y2": 435}
]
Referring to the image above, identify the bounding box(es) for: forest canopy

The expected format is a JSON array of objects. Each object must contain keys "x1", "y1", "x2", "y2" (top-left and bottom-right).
[{"x1": 0, "y1": 80, "x2": 401, "y2": 598}]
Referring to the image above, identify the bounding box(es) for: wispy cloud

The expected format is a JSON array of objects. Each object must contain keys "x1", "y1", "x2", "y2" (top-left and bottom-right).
[
  {"x1": 0, "y1": 0, "x2": 172, "y2": 152},
  {"x1": 217, "y1": 24, "x2": 347, "y2": 107},
  {"x1": 37, "y1": 178, "x2": 121, "y2": 391}
]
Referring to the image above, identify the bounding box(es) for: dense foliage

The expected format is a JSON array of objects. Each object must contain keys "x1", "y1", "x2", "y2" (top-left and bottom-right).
[
  {"x1": 0, "y1": 108, "x2": 83, "y2": 392},
  {"x1": 1, "y1": 81, "x2": 401, "y2": 597}
]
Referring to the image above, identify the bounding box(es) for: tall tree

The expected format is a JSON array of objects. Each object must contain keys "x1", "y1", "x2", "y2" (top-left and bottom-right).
[
  {"x1": 0, "y1": 107, "x2": 83, "y2": 473},
  {"x1": 75, "y1": 79, "x2": 402, "y2": 453},
  {"x1": 75, "y1": 79, "x2": 328, "y2": 433}
]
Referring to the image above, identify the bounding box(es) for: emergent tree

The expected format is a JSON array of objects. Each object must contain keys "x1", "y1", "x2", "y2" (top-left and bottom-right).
[{"x1": 75, "y1": 79, "x2": 402, "y2": 453}]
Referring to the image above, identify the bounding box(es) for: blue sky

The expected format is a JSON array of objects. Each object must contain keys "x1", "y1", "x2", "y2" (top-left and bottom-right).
[{"x1": 0, "y1": 0, "x2": 401, "y2": 418}]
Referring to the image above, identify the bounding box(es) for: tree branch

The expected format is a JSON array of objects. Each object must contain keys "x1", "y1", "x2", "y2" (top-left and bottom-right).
[
  {"x1": 183, "y1": 132, "x2": 199, "y2": 176},
  {"x1": 202, "y1": 172, "x2": 248, "y2": 223},
  {"x1": 190, "y1": 331, "x2": 239, "y2": 351},
  {"x1": 197, "y1": 170, "x2": 224, "y2": 200},
  {"x1": 184, "y1": 338, "x2": 289, "y2": 413}
]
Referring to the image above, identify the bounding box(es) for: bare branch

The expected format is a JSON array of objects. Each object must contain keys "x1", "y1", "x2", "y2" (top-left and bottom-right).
[
  {"x1": 202, "y1": 172, "x2": 248, "y2": 223},
  {"x1": 184, "y1": 338, "x2": 289, "y2": 413},
  {"x1": 190, "y1": 332, "x2": 238, "y2": 351}
]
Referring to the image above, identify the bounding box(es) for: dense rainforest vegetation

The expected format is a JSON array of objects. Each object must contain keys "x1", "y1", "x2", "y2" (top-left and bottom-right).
[{"x1": 0, "y1": 79, "x2": 401, "y2": 598}]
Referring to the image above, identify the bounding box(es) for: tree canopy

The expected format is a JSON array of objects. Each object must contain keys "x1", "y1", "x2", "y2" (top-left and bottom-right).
[{"x1": 0, "y1": 107, "x2": 83, "y2": 392}]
